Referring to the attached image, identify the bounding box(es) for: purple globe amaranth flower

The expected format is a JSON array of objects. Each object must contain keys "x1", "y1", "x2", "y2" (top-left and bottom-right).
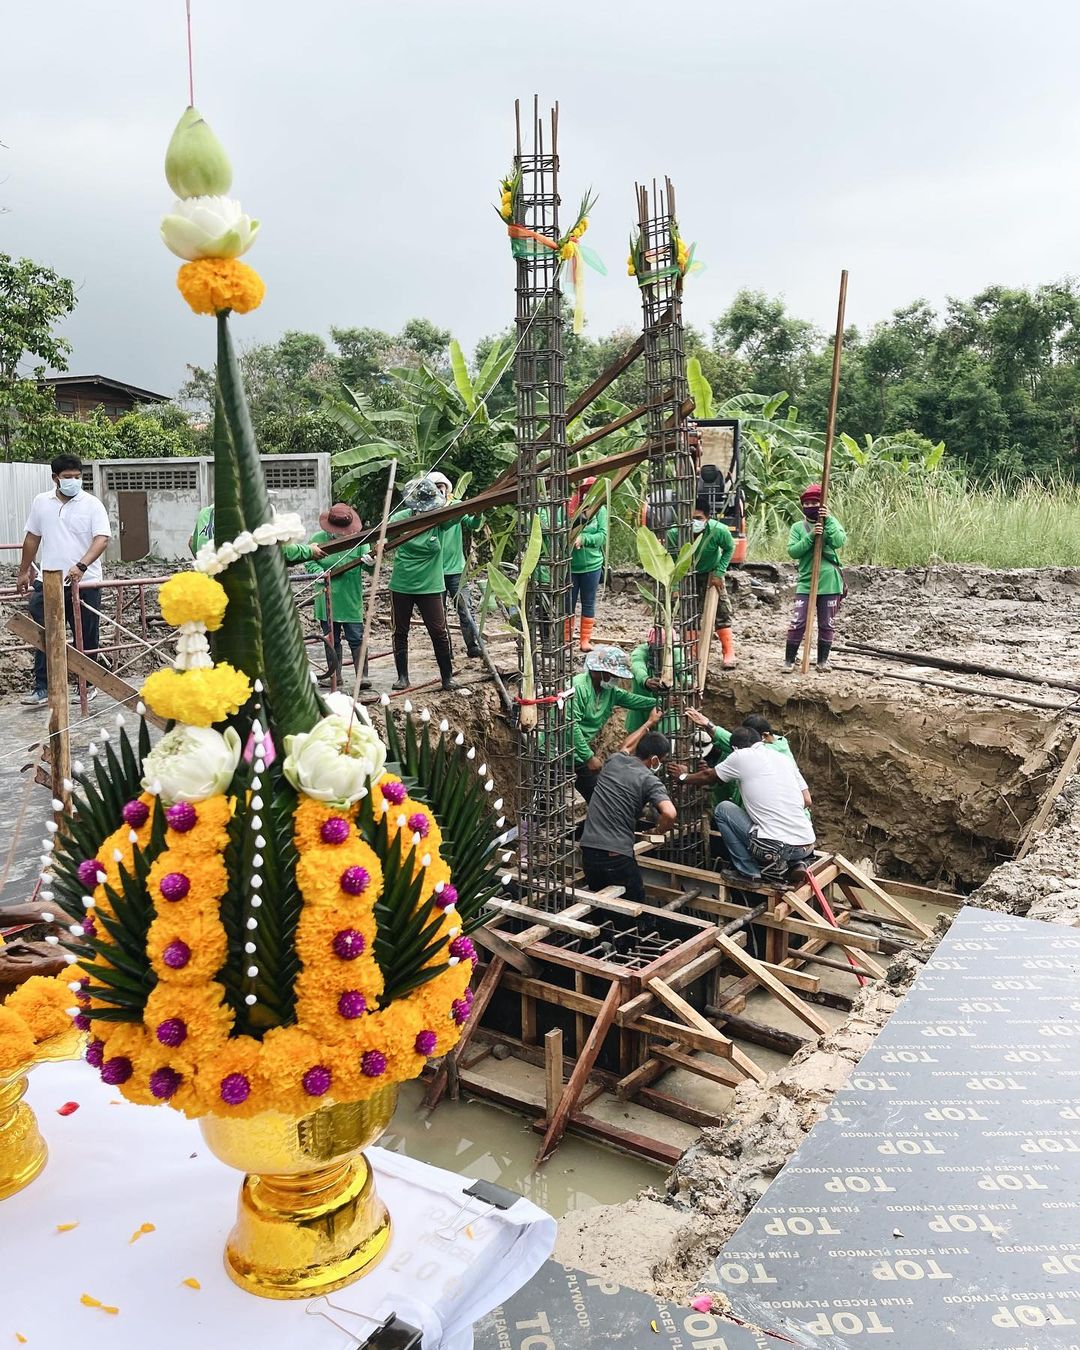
[
  {"x1": 449, "y1": 936, "x2": 476, "y2": 962},
  {"x1": 122, "y1": 799, "x2": 150, "y2": 829},
  {"x1": 302, "y1": 1065, "x2": 332, "y2": 1097},
  {"x1": 435, "y1": 884, "x2": 458, "y2": 911},
  {"x1": 77, "y1": 858, "x2": 103, "y2": 890},
  {"x1": 162, "y1": 938, "x2": 191, "y2": 970},
  {"x1": 451, "y1": 998, "x2": 470, "y2": 1026},
  {"x1": 332, "y1": 929, "x2": 365, "y2": 960},
  {"x1": 337, "y1": 991, "x2": 367, "y2": 1019},
  {"x1": 219, "y1": 1073, "x2": 250, "y2": 1106},
  {"x1": 166, "y1": 802, "x2": 197, "y2": 833},
  {"x1": 101, "y1": 1056, "x2": 133, "y2": 1085},
  {"x1": 156, "y1": 1017, "x2": 187, "y2": 1048},
  {"x1": 149, "y1": 1067, "x2": 182, "y2": 1100},
  {"x1": 414, "y1": 1029, "x2": 437, "y2": 1056},
  {"x1": 159, "y1": 872, "x2": 190, "y2": 902},
  {"x1": 73, "y1": 1012, "x2": 91, "y2": 1031},
  {"x1": 340, "y1": 865, "x2": 370, "y2": 896},
  {"x1": 320, "y1": 816, "x2": 351, "y2": 845},
  {"x1": 85, "y1": 1038, "x2": 105, "y2": 1068},
  {"x1": 81, "y1": 916, "x2": 97, "y2": 938},
  {"x1": 408, "y1": 812, "x2": 430, "y2": 839},
  {"x1": 380, "y1": 780, "x2": 406, "y2": 806},
  {"x1": 361, "y1": 1049, "x2": 387, "y2": 1078}
]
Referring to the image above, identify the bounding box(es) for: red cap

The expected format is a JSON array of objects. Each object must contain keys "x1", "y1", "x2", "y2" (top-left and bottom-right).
[
  {"x1": 582, "y1": 476, "x2": 598, "y2": 488},
  {"x1": 800, "y1": 483, "x2": 823, "y2": 504}
]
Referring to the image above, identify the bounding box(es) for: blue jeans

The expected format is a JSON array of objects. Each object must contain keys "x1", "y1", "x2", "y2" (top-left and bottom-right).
[
  {"x1": 28, "y1": 581, "x2": 101, "y2": 695},
  {"x1": 713, "y1": 800, "x2": 814, "y2": 881},
  {"x1": 569, "y1": 567, "x2": 601, "y2": 618},
  {"x1": 444, "y1": 573, "x2": 481, "y2": 654},
  {"x1": 320, "y1": 620, "x2": 366, "y2": 675}
]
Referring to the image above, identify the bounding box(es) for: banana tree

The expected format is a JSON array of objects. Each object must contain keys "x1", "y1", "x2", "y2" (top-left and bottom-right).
[
  {"x1": 484, "y1": 514, "x2": 544, "y2": 731},
  {"x1": 634, "y1": 525, "x2": 697, "y2": 686}
]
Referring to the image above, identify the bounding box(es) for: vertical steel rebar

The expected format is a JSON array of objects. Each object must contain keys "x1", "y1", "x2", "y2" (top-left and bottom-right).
[
  {"x1": 512, "y1": 97, "x2": 575, "y2": 911},
  {"x1": 635, "y1": 178, "x2": 706, "y2": 865}
]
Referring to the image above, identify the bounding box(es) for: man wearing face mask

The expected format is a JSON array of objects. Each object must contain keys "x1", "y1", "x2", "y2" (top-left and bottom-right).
[
  {"x1": 783, "y1": 483, "x2": 846, "y2": 672},
  {"x1": 580, "y1": 708, "x2": 676, "y2": 902},
  {"x1": 668, "y1": 497, "x2": 736, "y2": 670},
  {"x1": 17, "y1": 454, "x2": 111, "y2": 708},
  {"x1": 570, "y1": 646, "x2": 658, "y2": 803}
]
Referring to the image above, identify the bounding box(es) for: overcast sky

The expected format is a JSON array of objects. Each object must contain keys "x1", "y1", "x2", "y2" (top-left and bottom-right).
[{"x1": 5, "y1": 0, "x2": 1080, "y2": 397}]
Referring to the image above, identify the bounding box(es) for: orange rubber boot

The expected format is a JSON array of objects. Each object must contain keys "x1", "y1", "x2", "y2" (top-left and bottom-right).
[
  {"x1": 718, "y1": 627, "x2": 736, "y2": 669},
  {"x1": 565, "y1": 618, "x2": 574, "y2": 645},
  {"x1": 579, "y1": 617, "x2": 595, "y2": 652}
]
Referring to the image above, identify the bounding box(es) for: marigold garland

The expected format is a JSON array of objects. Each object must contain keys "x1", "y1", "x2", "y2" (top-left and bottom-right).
[
  {"x1": 177, "y1": 257, "x2": 265, "y2": 315},
  {"x1": 6, "y1": 976, "x2": 75, "y2": 1044},
  {"x1": 158, "y1": 573, "x2": 229, "y2": 630},
  {"x1": 0, "y1": 1007, "x2": 38, "y2": 1075},
  {"x1": 141, "y1": 664, "x2": 252, "y2": 727}
]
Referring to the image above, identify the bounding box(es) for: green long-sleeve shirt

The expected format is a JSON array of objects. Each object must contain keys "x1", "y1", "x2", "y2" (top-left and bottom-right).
[
  {"x1": 389, "y1": 510, "x2": 447, "y2": 595},
  {"x1": 305, "y1": 531, "x2": 371, "y2": 623},
  {"x1": 191, "y1": 504, "x2": 316, "y2": 565},
  {"x1": 788, "y1": 515, "x2": 846, "y2": 595},
  {"x1": 626, "y1": 641, "x2": 683, "y2": 736},
  {"x1": 667, "y1": 519, "x2": 735, "y2": 577},
  {"x1": 570, "y1": 671, "x2": 656, "y2": 765},
  {"x1": 571, "y1": 505, "x2": 607, "y2": 575},
  {"x1": 441, "y1": 511, "x2": 481, "y2": 576}
]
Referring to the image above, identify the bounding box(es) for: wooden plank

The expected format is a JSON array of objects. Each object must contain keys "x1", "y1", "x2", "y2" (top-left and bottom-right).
[
  {"x1": 42, "y1": 572, "x2": 71, "y2": 809},
  {"x1": 616, "y1": 1054, "x2": 671, "y2": 1099},
  {"x1": 529, "y1": 1111, "x2": 683, "y2": 1168},
  {"x1": 521, "y1": 992, "x2": 537, "y2": 1045},
  {"x1": 1016, "y1": 733, "x2": 1080, "y2": 861},
  {"x1": 651, "y1": 1045, "x2": 744, "y2": 1087},
  {"x1": 646, "y1": 976, "x2": 723, "y2": 1038},
  {"x1": 667, "y1": 891, "x2": 885, "y2": 953},
  {"x1": 715, "y1": 934, "x2": 831, "y2": 1037},
  {"x1": 709, "y1": 1009, "x2": 814, "y2": 1057},
  {"x1": 729, "y1": 1045, "x2": 769, "y2": 1084},
  {"x1": 616, "y1": 947, "x2": 726, "y2": 1025},
  {"x1": 784, "y1": 893, "x2": 887, "y2": 980},
  {"x1": 500, "y1": 900, "x2": 593, "y2": 947},
  {"x1": 866, "y1": 877, "x2": 963, "y2": 911},
  {"x1": 631, "y1": 1013, "x2": 735, "y2": 1056},
  {"x1": 489, "y1": 900, "x2": 602, "y2": 940},
  {"x1": 7, "y1": 611, "x2": 167, "y2": 729},
  {"x1": 632, "y1": 925, "x2": 720, "y2": 994},
  {"x1": 833, "y1": 854, "x2": 934, "y2": 938},
  {"x1": 573, "y1": 970, "x2": 587, "y2": 1055},
  {"x1": 471, "y1": 924, "x2": 539, "y2": 976},
  {"x1": 423, "y1": 957, "x2": 504, "y2": 1108},
  {"x1": 544, "y1": 1028, "x2": 563, "y2": 1121},
  {"x1": 696, "y1": 584, "x2": 719, "y2": 692},
  {"x1": 755, "y1": 960, "x2": 820, "y2": 993},
  {"x1": 536, "y1": 980, "x2": 623, "y2": 1163},
  {"x1": 636, "y1": 1090, "x2": 722, "y2": 1129},
  {"x1": 561, "y1": 886, "x2": 643, "y2": 917}
]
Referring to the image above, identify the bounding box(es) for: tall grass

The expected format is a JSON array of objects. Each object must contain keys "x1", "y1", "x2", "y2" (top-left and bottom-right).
[{"x1": 749, "y1": 474, "x2": 1080, "y2": 569}]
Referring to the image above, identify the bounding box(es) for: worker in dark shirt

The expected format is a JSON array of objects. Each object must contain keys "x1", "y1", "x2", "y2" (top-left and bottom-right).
[{"x1": 580, "y1": 710, "x2": 677, "y2": 902}]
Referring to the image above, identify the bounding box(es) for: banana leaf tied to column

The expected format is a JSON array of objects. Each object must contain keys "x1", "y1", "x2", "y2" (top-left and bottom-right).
[{"x1": 627, "y1": 217, "x2": 704, "y2": 288}]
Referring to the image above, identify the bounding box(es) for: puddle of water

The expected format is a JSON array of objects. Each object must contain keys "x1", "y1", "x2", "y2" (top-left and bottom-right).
[{"x1": 382, "y1": 1081, "x2": 664, "y2": 1219}]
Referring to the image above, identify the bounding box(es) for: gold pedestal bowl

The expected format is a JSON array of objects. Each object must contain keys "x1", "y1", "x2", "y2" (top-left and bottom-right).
[
  {"x1": 0, "y1": 1027, "x2": 84, "y2": 1202},
  {"x1": 199, "y1": 1085, "x2": 398, "y2": 1299}
]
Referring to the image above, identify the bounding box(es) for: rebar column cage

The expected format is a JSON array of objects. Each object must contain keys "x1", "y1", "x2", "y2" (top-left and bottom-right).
[
  {"x1": 512, "y1": 98, "x2": 576, "y2": 910},
  {"x1": 636, "y1": 178, "x2": 706, "y2": 865}
]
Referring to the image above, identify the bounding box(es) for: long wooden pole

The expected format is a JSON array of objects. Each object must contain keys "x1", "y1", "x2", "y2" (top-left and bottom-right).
[
  {"x1": 42, "y1": 570, "x2": 71, "y2": 809},
  {"x1": 800, "y1": 269, "x2": 848, "y2": 674},
  {"x1": 346, "y1": 459, "x2": 397, "y2": 718}
]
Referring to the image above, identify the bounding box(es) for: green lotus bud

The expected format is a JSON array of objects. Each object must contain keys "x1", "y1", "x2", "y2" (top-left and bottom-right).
[{"x1": 165, "y1": 106, "x2": 232, "y2": 199}]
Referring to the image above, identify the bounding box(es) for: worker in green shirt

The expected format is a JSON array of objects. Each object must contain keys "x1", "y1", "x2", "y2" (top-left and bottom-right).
[
  {"x1": 685, "y1": 707, "x2": 810, "y2": 817},
  {"x1": 568, "y1": 476, "x2": 606, "y2": 653},
  {"x1": 784, "y1": 482, "x2": 846, "y2": 672},
  {"x1": 187, "y1": 503, "x2": 324, "y2": 567},
  {"x1": 626, "y1": 628, "x2": 680, "y2": 737},
  {"x1": 668, "y1": 497, "x2": 737, "y2": 670},
  {"x1": 389, "y1": 476, "x2": 456, "y2": 693},
  {"x1": 304, "y1": 502, "x2": 372, "y2": 689},
  {"x1": 428, "y1": 471, "x2": 482, "y2": 660},
  {"x1": 570, "y1": 646, "x2": 657, "y2": 802}
]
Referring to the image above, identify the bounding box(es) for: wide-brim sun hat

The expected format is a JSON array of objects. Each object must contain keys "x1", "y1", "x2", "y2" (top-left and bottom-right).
[
  {"x1": 585, "y1": 645, "x2": 633, "y2": 679},
  {"x1": 319, "y1": 501, "x2": 362, "y2": 536},
  {"x1": 427, "y1": 471, "x2": 452, "y2": 491},
  {"x1": 402, "y1": 477, "x2": 443, "y2": 514}
]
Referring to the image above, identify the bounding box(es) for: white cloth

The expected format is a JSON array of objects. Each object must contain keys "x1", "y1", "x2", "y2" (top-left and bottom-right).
[
  {"x1": 8, "y1": 1061, "x2": 555, "y2": 1349},
  {"x1": 715, "y1": 742, "x2": 815, "y2": 846},
  {"x1": 23, "y1": 489, "x2": 111, "y2": 583}
]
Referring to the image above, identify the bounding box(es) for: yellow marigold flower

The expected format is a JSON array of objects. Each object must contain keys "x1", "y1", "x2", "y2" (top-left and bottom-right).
[
  {"x1": 164, "y1": 794, "x2": 233, "y2": 857},
  {"x1": 257, "y1": 1025, "x2": 330, "y2": 1114},
  {"x1": 294, "y1": 907, "x2": 378, "y2": 974},
  {"x1": 195, "y1": 1037, "x2": 266, "y2": 1119},
  {"x1": 147, "y1": 910, "x2": 228, "y2": 986},
  {"x1": 0, "y1": 1007, "x2": 36, "y2": 1073},
  {"x1": 177, "y1": 257, "x2": 266, "y2": 316},
  {"x1": 146, "y1": 852, "x2": 228, "y2": 917},
  {"x1": 141, "y1": 663, "x2": 252, "y2": 728},
  {"x1": 158, "y1": 573, "x2": 229, "y2": 630},
  {"x1": 559, "y1": 241, "x2": 575, "y2": 260},
  {"x1": 418, "y1": 854, "x2": 452, "y2": 907},
  {"x1": 142, "y1": 981, "x2": 234, "y2": 1066},
  {"x1": 5, "y1": 975, "x2": 74, "y2": 1044},
  {"x1": 293, "y1": 797, "x2": 356, "y2": 854},
  {"x1": 292, "y1": 969, "x2": 386, "y2": 1046},
  {"x1": 296, "y1": 840, "x2": 383, "y2": 910}
]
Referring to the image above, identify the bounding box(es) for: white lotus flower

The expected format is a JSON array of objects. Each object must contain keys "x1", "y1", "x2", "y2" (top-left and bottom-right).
[
  {"x1": 142, "y1": 725, "x2": 241, "y2": 803},
  {"x1": 322, "y1": 691, "x2": 374, "y2": 724},
  {"x1": 283, "y1": 714, "x2": 386, "y2": 806},
  {"x1": 160, "y1": 195, "x2": 260, "y2": 261}
]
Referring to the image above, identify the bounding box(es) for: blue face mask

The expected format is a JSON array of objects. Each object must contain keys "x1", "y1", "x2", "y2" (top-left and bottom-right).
[{"x1": 57, "y1": 478, "x2": 82, "y2": 498}]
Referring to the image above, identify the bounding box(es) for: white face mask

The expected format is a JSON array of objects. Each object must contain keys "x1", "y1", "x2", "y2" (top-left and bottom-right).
[
  {"x1": 692, "y1": 518, "x2": 706, "y2": 535},
  {"x1": 57, "y1": 478, "x2": 82, "y2": 498},
  {"x1": 647, "y1": 757, "x2": 662, "y2": 775}
]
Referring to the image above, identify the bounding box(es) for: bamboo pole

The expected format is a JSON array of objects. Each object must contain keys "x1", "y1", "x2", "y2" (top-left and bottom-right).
[
  {"x1": 346, "y1": 460, "x2": 397, "y2": 720},
  {"x1": 800, "y1": 269, "x2": 848, "y2": 674},
  {"x1": 42, "y1": 571, "x2": 71, "y2": 810}
]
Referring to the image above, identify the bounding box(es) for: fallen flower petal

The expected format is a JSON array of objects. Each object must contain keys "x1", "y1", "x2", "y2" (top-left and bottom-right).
[
  {"x1": 16, "y1": 1335, "x2": 27, "y2": 1344},
  {"x1": 181, "y1": 1278, "x2": 201, "y2": 1290},
  {"x1": 690, "y1": 1296, "x2": 713, "y2": 1312},
  {"x1": 56, "y1": 1101, "x2": 80, "y2": 1116},
  {"x1": 128, "y1": 1222, "x2": 156, "y2": 1244},
  {"x1": 56, "y1": 1222, "x2": 79, "y2": 1233},
  {"x1": 102, "y1": 1307, "x2": 119, "y2": 1316},
  {"x1": 80, "y1": 1294, "x2": 102, "y2": 1308}
]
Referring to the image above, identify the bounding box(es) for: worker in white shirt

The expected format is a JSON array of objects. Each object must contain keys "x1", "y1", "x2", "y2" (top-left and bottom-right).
[
  {"x1": 674, "y1": 725, "x2": 815, "y2": 886},
  {"x1": 16, "y1": 454, "x2": 111, "y2": 708}
]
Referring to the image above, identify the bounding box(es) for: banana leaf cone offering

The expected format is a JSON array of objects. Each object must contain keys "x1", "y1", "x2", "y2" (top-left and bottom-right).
[{"x1": 42, "y1": 104, "x2": 506, "y2": 1297}]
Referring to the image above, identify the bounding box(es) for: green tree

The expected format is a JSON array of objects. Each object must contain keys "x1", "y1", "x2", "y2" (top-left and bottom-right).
[
  {"x1": 0, "y1": 253, "x2": 77, "y2": 460},
  {"x1": 712, "y1": 289, "x2": 819, "y2": 402}
]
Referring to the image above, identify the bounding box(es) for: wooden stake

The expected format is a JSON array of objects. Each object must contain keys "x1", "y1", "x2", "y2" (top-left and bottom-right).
[
  {"x1": 544, "y1": 1027, "x2": 563, "y2": 1121},
  {"x1": 1016, "y1": 732, "x2": 1080, "y2": 860},
  {"x1": 536, "y1": 980, "x2": 622, "y2": 1164},
  {"x1": 800, "y1": 269, "x2": 848, "y2": 674},
  {"x1": 696, "y1": 584, "x2": 719, "y2": 692},
  {"x1": 347, "y1": 459, "x2": 397, "y2": 720},
  {"x1": 42, "y1": 571, "x2": 71, "y2": 809},
  {"x1": 423, "y1": 956, "x2": 504, "y2": 1110}
]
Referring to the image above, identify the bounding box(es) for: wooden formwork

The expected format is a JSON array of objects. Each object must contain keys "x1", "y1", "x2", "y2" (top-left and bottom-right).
[{"x1": 424, "y1": 848, "x2": 943, "y2": 1164}]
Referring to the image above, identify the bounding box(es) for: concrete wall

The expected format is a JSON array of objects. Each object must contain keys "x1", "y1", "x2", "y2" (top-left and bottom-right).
[
  {"x1": 0, "y1": 463, "x2": 54, "y2": 555},
  {"x1": 89, "y1": 455, "x2": 330, "y2": 562}
]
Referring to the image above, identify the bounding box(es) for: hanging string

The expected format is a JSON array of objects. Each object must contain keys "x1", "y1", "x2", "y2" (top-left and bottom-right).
[{"x1": 185, "y1": 0, "x2": 195, "y2": 106}]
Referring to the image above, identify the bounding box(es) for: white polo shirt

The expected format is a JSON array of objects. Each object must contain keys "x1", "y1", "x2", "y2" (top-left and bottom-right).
[
  {"x1": 24, "y1": 490, "x2": 111, "y2": 584},
  {"x1": 715, "y1": 742, "x2": 815, "y2": 847}
]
